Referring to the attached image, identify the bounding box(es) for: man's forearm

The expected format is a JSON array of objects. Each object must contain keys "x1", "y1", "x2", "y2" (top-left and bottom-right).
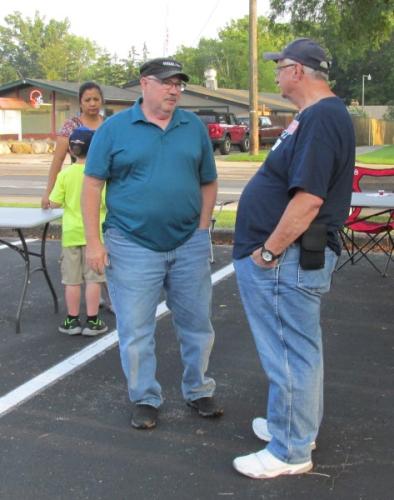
[
  {"x1": 199, "y1": 180, "x2": 218, "y2": 229},
  {"x1": 265, "y1": 190, "x2": 324, "y2": 256}
]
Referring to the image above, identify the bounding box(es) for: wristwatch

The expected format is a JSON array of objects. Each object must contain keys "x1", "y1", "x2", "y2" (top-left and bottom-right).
[{"x1": 261, "y1": 246, "x2": 280, "y2": 264}]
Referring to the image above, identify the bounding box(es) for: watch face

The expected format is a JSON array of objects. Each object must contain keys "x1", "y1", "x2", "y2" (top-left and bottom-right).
[{"x1": 262, "y1": 250, "x2": 273, "y2": 262}]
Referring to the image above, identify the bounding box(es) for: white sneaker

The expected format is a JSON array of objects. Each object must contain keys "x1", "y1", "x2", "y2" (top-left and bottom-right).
[
  {"x1": 252, "y1": 417, "x2": 317, "y2": 450},
  {"x1": 233, "y1": 448, "x2": 313, "y2": 479}
]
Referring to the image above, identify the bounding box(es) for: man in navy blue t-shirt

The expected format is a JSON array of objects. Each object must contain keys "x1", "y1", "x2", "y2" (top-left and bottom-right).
[{"x1": 232, "y1": 38, "x2": 355, "y2": 479}]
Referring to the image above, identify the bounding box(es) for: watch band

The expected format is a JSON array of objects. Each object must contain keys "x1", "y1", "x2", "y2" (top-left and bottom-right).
[{"x1": 261, "y1": 246, "x2": 281, "y2": 262}]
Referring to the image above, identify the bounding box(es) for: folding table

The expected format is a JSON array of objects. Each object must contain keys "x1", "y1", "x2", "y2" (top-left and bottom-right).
[{"x1": 0, "y1": 208, "x2": 63, "y2": 333}]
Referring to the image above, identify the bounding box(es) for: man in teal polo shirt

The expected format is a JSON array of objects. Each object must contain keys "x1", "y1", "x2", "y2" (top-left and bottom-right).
[{"x1": 82, "y1": 58, "x2": 222, "y2": 429}]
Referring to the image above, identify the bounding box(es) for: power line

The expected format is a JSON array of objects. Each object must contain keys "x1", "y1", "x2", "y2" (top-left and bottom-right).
[
  {"x1": 193, "y1": 0, "x2": 222, "y2": 45},
  {"x1": 163, "y1": 1, "x2": 169, "y2": 56}
]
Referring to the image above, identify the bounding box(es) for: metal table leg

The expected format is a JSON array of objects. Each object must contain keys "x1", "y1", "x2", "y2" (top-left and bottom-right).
[{"x1": 0, "y1": 223, "x2": 58, "y2": 333}]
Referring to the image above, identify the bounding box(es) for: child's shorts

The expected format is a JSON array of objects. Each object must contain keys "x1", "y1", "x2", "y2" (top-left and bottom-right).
[{"x1": 60, "y1": 246, "x2": 106, "y2": 285}]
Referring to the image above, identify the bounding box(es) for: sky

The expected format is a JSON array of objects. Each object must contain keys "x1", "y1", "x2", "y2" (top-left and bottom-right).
[{"x1": 0, "y1": 0, "x2": 272, "y2": 60}]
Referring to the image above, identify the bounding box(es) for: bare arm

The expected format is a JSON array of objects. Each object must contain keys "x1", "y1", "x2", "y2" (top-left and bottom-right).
[
  {"x1": 199, "y1": 180, "x2": 218, "y2": 229},
  {"x1": 49, "y1": 201, "x2": 62, "y2": 208},
  {"x1": 252, "y1": 190, "x2": 324, "y2": 267},
  {"x1": 42, "y1": 136, "x2": 69, "y2": 208},
  {"x1": 81, "y1": 175, "x2": 108, "y2": 274}
]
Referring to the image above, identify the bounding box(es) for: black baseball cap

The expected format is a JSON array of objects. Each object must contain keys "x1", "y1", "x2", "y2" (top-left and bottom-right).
[
  {"x1": 264, "y1": 38, "x2": 331, "y2": 73},
  {"x1": 69, "y1": 127, "x2": 94, "y2": 157},
  {"x1": 139, "y1": 58, "x2": 189, "y2": 82}
]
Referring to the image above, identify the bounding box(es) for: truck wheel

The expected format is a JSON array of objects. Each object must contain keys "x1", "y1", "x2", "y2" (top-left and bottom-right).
[
  {"x1": 219, "y1": 136, "x2": 231, "y2": 155},
  {"x1": 239, "y1": 135, "x2": 250, "y2": 152}
]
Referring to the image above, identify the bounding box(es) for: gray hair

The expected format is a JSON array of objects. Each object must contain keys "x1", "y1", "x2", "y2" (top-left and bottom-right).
[{"x1": 284, "y1": 58, "x2": 329, "y2": 81}]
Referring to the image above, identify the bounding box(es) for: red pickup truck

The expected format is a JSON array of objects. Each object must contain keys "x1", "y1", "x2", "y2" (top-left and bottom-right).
[
  {"x1": 195, "y1": 110, "x2": 250, "y2": 155},
  {"x1": 237, "y1": 115, "x2": 284, "y2": 145}
]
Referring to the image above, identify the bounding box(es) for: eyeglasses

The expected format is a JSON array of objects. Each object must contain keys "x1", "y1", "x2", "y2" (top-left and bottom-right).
[
  {"x1": 274, "y1": 64, "x2": 296, "y2": 76},
  {"x1": 146, "y1": 76, "x2": 186, "y2": 92}
]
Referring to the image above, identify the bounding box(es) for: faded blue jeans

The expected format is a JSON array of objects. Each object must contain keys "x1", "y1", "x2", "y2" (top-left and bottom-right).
[
  {"x1": 104, "y1": 227, "x2": 216, "y2": 408},
  {"x1": 234, "y1": 244, "x2": 338, "y2": 464}
]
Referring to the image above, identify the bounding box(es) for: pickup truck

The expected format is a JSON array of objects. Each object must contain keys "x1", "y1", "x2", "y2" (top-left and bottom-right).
[
  {"x1": 237, "y1": 115, "x2": 284, "y2": 145},
  {"x1": 194, "y1": 110, "x2": 250, "y2": 155}
]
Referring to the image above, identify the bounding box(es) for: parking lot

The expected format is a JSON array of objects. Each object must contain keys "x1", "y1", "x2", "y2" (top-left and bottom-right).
[{"x1": 0, "y1": 238, "x2": 393, "y2": 499}]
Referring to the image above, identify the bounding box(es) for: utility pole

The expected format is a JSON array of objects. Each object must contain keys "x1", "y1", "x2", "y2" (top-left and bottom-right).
[{"x1": 249, "y1": 0, "x2": 259, "y2": 155}]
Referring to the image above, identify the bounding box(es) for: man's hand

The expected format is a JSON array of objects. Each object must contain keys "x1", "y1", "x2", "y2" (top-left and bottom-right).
[
  {"x1": 86, "y1": 240, "x2": 109, "y2": 275},
  {"x1": 251, "y1": 247, "x2": 277, "y2": 269}
]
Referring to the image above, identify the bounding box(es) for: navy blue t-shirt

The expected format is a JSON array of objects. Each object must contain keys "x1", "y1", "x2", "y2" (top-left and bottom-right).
[{"x1": 233, "y1": 97, "x2": 355, "y2": 259}]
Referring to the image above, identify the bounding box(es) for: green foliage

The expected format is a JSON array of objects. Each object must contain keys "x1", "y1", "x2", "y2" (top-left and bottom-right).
[
  {"x1": 269, "y1": 0, "x2": 394, "y2": 64},
  {"x1": 0, "y1": 6, "x2": 393, "y2": 105},
  {"x1": 333, "y1": 33, "x2": 394, "y2": 105},
  {"x1": 268, "y1": 1, "x2": 394, "y2": 105},
  {"x1": 175, "y1": 16, "x2": 293, "y2": 92},
  {"x1": 0, "y1": 11, "x2": 97, "y2": 82},
  {"x1": 0, "y1": 11, "x2": 143, "y2": 86}
]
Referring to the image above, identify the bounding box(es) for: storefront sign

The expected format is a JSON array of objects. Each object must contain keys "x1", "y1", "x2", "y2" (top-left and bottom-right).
[{"x1": 29, "y1": 89, "x2": 44, "y2": 108}]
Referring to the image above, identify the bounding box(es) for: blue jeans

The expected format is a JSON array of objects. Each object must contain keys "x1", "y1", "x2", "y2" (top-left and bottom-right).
[
  {"x1": 104, "y1": 227, "x2": 216, "y2": 408},
  {"x1": 234, "y1": 244, "x2": 337, "y2": 464}
]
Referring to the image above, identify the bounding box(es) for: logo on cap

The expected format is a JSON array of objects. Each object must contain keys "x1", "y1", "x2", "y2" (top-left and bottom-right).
[{"x1": 162, "y1": 61, "x2": 181, "y2": 67}]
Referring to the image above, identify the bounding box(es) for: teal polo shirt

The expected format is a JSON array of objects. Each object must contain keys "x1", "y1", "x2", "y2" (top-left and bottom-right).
[{"x1": 84, "y1": 98, "x2": 217, "y2": 252}]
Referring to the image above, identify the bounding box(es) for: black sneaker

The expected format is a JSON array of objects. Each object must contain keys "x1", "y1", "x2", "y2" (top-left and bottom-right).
[
  {"x1": 187, "y1": 397, "x2": 224, "y2": 418},
  {"x1": 82, "y1": 317, "x2": 108, "y2": 336},
  {"x1": 131, "y1": 405, "x2": 158, "y2": 429},
  {"x1": 58, "y1": 317, "x2": 82, "y2": 335}
]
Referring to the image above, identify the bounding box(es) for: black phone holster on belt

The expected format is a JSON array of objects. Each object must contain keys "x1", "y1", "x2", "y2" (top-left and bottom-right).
[{"x1": 300, "y1": 223, "x2": 327, "y2": 270}]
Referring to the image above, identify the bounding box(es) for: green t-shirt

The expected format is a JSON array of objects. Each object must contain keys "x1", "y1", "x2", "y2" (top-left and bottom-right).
[{"x1": 49, "y1": 163, "x2": 106, "y2": 247}]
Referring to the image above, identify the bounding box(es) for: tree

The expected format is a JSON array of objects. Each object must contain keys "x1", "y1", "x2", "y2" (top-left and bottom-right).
[
  {"x1": 121, "y1": 47, "x2": 142, "y2": 83},
  {"x1": 62, "y1": 37, "x2": 97, "y2": 81},
  {"x1": 333, "y1": 33, "x2": 394, "y2": 105},
  {"x1": 0, "y1": 11, "x2": 98, "y2": 83},
  {"x1": 267, "y1": 2, "x2": 394, "y2": 104},
  {"x1": 0, "y1": 11, "x2": 49, "y2": 80},
  {"x1": 269, "y1": 0, "x2": 394, "y2": 65},
  {"x1": 175, "y1": 16, "x2": 293, "y2": 91}
]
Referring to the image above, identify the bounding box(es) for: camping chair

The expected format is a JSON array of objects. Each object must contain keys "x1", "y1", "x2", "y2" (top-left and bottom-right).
[{"x1": 337, "y1": 166, "x2": 394, "y2": 276}]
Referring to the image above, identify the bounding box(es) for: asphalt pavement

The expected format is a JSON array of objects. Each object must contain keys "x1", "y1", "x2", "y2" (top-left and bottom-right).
[{"x1": 0, "y1": 241, "x2": 393, "y2": 500}]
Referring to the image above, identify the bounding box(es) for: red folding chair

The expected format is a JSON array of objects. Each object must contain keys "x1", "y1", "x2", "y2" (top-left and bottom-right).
[{"x1": 337, "y1": 166, "x2": 394, "y2": 276}]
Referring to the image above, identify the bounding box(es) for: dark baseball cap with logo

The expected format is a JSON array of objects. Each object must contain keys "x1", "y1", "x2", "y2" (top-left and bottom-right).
[
  {"x1": 139, "y1": 58, "x2": 189, "y2": 82},
  {"x1": 264, "y1": 38, "x2": 331, "y2": 74},
  {"x1": 69, "y1": 127, "x2": 94, "y2": 158}
]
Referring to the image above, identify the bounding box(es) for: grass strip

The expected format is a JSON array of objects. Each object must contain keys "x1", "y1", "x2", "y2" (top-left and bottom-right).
[
  {"x1": 222, "y1": 150, "x2": 270, "y2": 162},
  {"x1": 356, "y1": 145, "x2": 394, "y2": 165}
]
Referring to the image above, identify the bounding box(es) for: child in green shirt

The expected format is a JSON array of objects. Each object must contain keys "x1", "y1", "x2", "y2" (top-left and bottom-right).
[{"x1": 50, "y1": 127, "x2": 107, "y2": 336}]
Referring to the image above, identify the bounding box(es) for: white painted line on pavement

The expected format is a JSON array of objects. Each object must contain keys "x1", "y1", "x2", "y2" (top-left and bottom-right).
[{"x1": 0, "y1": 262, "x2": 235, "y2": 418}]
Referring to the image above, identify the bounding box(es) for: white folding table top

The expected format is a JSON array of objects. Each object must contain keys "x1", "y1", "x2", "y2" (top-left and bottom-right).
[
  {"x1": 0, "y1": 208, "x2": 63, "y2": 229},
  {"x1": 351, "y1": 192, "x2": 394, "y2": 209}
]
